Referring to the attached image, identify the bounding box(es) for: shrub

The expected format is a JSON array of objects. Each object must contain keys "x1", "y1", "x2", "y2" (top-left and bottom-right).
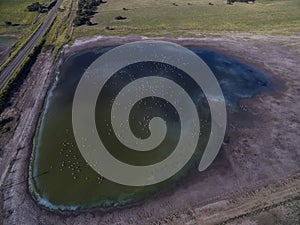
[
  {"x1": 5, "y1": 21, "x2": 12, "y2": 26},
  {"x1": 115, "y1": 15, "x2": 127, "y2": 20}
]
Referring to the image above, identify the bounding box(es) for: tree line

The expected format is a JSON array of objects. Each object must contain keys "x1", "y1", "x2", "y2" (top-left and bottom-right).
[
  {"x1": 227, "y1": 0, "x2": 256, "y2": 4},
  {"x1": 27, "y1": 1, "x2": 57, "y2": 13},
  {"x1": 73, "y1": 0, "x2": 104, "y2": 26}
]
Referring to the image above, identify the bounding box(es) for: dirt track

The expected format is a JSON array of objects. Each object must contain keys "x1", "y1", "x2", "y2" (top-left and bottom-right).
[{"x1": 0, "y1": 34, "x2": 299, "y2": 224}]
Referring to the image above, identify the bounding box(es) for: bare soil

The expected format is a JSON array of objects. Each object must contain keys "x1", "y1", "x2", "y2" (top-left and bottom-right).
[{"x1": 0, "y1": 34, "x2": 299, "y2": 225}]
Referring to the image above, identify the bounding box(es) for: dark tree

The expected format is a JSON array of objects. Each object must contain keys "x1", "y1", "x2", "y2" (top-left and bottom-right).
[
  {"x1": 73, "y1": 16, "x2": 85, "y2": 26},
  {"x1": 115, "y1": 15, "x2": 127, "y2": 20},
  {"x1": 86, "y1": 21, "x2": 93, "y2": 26},
  {"x1": 74, "y1": 0, "x2": 102, "y2": 26},
  {"x1": 5, "y1": 21, "x2": 12, "y2": 26}
]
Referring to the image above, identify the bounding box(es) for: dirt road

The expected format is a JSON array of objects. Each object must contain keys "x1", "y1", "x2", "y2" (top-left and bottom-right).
[{"x1": 0, "y1": 0, "x2": 62, "y2": 90}]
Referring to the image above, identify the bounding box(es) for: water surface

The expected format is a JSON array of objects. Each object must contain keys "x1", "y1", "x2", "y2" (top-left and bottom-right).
[{"x1": 30, "y1": 46, "x2": 271, "y2": 210}]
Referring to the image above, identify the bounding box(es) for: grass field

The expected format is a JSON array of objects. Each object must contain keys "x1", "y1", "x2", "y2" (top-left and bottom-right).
[
  {"x1": 0, "y1": 0, "x2": 50, "y2": 35},
  {"x1": 73, "y1": 0, "x2": 300, "y2": 38}
]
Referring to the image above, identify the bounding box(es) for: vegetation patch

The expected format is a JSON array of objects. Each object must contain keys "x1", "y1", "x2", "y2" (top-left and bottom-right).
[
  {"x1": 43, "y1": 0, "x2": 75, "y2": 47},
  {"x1": 115, "y1": 15, "x2": 127, "y2": 20},
  {"x1": 73, "y1": 0, "x2": 103, "y2": 26},
  {"x1": 27, "y1": 1, "x2": 57, "y2": 13},
  {"x1": 227, "y1": 0, "x2": 256, "y2": 4}
]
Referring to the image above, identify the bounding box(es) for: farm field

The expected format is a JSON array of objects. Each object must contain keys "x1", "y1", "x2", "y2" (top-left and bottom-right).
[{"x1": 74, "y1": 0, "x2": 300, "y2": 38}]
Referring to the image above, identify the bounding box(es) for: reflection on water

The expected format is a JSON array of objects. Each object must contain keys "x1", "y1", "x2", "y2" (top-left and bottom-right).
[{"x1": 30, "y1": 46, "x2": 271, "y2": 210}]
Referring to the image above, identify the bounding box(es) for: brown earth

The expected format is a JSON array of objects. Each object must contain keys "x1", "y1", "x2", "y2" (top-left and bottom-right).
[{"x1": 0, "y1": 34, "x2": 299, "y2": 225}]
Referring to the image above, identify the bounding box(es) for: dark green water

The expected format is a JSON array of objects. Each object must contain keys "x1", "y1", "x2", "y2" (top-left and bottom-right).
[{"x1": 30, "y1": 46, "x2": 271, "y2": 210}]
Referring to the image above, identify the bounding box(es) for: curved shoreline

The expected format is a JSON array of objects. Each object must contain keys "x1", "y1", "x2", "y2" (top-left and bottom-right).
[
  {"x1": 1, "y1": 34, "x2": 299, "y2": 224},
  {"x1": 29, "y1": 40, "x2": 275, "y2": 211}
]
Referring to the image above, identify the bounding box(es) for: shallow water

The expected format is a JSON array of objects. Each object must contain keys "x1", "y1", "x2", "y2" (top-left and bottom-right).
[{"x1": 30, "y1": 46, "x2": 271, "y2": 210}]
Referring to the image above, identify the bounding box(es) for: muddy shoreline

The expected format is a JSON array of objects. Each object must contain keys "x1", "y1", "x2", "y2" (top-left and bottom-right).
[{"x1": 1, "y1": 35, "x2": 299, "y2": 224}]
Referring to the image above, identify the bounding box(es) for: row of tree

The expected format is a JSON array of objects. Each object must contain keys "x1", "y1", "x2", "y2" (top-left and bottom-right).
[
  {"x1": 227, "y1": 0, "x2": 256, "y2": 4},
  {"x1": 27, "y1": 1, "x2": 57, "y2": 13},
  {"x1": 73, "y1": 0, "x2": 103, "y2": 26}
]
